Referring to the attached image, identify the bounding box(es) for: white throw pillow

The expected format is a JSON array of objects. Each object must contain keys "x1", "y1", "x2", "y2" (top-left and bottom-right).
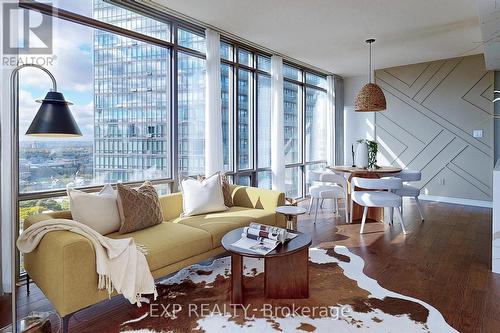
[
  {"x1": 67, "y1": 184, "x2": 121, "y2": 235},
  {"x1": 180, "y1": 173, "x2": 227, "y2": 216}
]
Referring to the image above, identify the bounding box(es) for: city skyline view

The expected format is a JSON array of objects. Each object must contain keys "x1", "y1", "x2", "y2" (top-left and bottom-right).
[{"x1": 18, "y1": 0, "x2": 327, "y2": 198}]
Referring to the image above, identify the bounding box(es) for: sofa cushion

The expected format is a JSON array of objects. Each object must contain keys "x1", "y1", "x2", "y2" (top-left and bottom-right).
[
  {"x1": 67, "y1": 184, "x2": 121, "y2": 235},
  {"x1": 180, "y1": 173, "x2": 227, "y2": 216},
  {"x1": 198, "y1": 173, "x2": 234, "y2": 207},
  {"x1": 108, "y1": 222, "x2": 212, "y2": 271},
  {"x1": 170, "y1": 206, "x2": 276, "y2": 247},
  {"x1": 117, "y1": 182, "x2": 164, "y2": 234}
]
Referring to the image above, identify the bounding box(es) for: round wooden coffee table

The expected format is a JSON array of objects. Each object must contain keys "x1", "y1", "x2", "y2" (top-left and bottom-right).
[{"x1": 221, "y1": 227, "x2": 312, "y2": 305}]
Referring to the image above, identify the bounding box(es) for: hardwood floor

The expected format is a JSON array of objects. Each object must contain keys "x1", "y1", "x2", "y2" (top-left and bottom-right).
[{"x1": 1, "y1": 198, "x2": 498, "y2": 332}]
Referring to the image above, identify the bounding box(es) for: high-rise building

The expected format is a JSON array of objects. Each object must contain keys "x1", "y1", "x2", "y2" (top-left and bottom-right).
[
  {"x1": 93, "y1": 0, "x2": 170, "y2": 183},
  {"x1": 93, "y1": 0, "x2": 320, "y2": 192}
]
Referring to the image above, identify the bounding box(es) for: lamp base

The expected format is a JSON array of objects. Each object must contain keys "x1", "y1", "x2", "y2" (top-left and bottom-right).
[{"x1": 0, "y1": 312, "x2": 51, "y2": 333}]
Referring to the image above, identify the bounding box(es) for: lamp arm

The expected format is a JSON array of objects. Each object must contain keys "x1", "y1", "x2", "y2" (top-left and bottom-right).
[
  {"x1": 7, "y1": 64, "x2": 57, "y2": 333},
  {"x1": 10, "y1": 63, "x2": 57, "y2": 91}
]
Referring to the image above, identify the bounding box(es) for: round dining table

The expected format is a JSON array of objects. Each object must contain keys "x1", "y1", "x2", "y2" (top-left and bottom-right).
[{"x1": 327, "y1": 165, "x2": 402, "y2": 223}]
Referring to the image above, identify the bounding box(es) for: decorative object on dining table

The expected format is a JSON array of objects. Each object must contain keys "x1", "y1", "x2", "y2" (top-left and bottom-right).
[
  {"x1": 351, "y1": 144, "x2": 356, "y2": 167},
  {"x1": 354, "y1": 140, "x2": 368, "y2": 168},
  {"x1": 366, "y1": 140, "x2": 379, "y2": 170},
  {"x1": 356, "y1": 139, "x2": 379, "y2": 170}
]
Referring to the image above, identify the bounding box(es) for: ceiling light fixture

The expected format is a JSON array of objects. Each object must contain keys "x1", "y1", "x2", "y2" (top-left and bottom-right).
[{"x1": 355, "y1": 39, "x2": 387, "y2": 112}]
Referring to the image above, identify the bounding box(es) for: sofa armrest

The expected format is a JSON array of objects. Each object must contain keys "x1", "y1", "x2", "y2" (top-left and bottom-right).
[
  {"x1": 23, "y1": 214, "x2": 110, "y2": 316},
  {"x1": 230, "y1": 185, "x2": 286, "y2": 228},
  {"x1": 24, "y1": 211, "x2": 72, "y2": 229}
]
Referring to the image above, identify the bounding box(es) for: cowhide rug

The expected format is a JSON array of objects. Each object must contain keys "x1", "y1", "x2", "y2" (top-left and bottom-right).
[{"x1": 120, "y1": 246, "x2": 457, "y2": 333}]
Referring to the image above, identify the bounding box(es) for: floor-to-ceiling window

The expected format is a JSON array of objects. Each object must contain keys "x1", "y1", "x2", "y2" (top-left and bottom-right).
[
  {"x1": 283, "y1": 65, "x2": 303, "y2": 198},
  {"x1": 218, "y1": 43, "x2": 274, "y2": 186},
  {"x1": 177, "y1": 28, "x2": 206, "y2": 176},
  {"x1": 15, "y1": 0, "x2": 332, "y2": 275},
  {"x1": 237, "y1": 68, "x2": 252, "y2": 170},
  {"x1": 220, "y1": 41, "x2": 233, "y2": 172},
  {"x1": 94, "y1": 20, "x2": 171, "y2": 183},
  {"x1": 304, "y1": 73, "x2": 328, "y2": 193},
  {"x1": 282, "y1": 64, "x2": 328, "y2": 198},
  {"x1": 256, "y1": 56, "x2": 272, "y2": 189}
]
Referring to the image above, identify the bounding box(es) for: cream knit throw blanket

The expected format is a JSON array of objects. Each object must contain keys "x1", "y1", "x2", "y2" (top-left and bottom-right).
[{"x1": 17, "y1": 218, "x2": 157, "y2": 306}]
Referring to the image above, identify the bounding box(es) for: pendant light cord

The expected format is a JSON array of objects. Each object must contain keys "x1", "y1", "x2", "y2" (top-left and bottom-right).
[
  {"x1": 365, "y1": 38, "x2": 375, "y2": 83},
  {"x1": 369, "y1": 41, "x2": 372, "y2": 83}
]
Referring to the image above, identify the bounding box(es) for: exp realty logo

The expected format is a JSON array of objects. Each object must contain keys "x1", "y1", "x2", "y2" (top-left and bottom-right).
[{"x1": 3, "y1": 2, "x2": 52, "y2": 54}]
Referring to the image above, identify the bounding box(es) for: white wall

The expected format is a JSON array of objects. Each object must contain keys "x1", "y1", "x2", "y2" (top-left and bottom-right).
[{"x1": 343, "y1": 75, "x2": 375, "y2": 165}]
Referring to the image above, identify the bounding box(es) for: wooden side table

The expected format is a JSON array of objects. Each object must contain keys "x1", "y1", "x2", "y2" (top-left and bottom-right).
[
  {"x1": 275, "y1": 206, "x2": 307, "y2": 230},
  {"x1": 221, "y1": 228, "x2": 312, "y2": 305}
]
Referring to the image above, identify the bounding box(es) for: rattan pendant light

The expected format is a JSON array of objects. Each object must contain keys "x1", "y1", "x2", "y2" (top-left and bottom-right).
[{"x1": 355, "y1": 39, "x2": 386, "y2": 112}]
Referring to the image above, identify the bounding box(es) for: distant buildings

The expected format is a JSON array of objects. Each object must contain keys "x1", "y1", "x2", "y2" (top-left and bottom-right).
[{"x1": 19, "y1": 141, "x2": 93, "y2": 192}]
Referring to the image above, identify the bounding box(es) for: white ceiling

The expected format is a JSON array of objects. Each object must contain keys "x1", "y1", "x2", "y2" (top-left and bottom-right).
[
  {"x1": 151, "y1": 0, "x2": 484, "y2": 77},
  {"x1": 476, "y1": 0, "x2": 500, "y2": 70}
]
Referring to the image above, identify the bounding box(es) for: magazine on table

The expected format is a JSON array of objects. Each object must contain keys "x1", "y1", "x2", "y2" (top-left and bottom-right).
[
  {"x1": 230, "y1": 223, "x2": 299, "y2": 255},
  {"x1": 245, "y1": 222, "x2": 299, "y2": 242}
]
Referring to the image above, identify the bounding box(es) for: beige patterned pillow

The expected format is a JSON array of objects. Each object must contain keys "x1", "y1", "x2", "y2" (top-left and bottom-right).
[
  {"x1": 220, "y1": 174, "x2": 233, "y2": 207},
  {"x1": 197, "y1": 172, "x2": 233, "y2": 207},
  {"x1": 117, "y1": 181, "x2": 163, "y2": 234}
]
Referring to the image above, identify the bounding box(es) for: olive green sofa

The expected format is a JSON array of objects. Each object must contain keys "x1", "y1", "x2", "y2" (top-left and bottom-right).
[{"x1": 23, "y1": 185, "x2": 285, "y2": 331}]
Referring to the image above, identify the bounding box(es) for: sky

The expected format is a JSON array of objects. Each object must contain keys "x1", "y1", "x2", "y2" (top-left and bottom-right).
[{"x1": 19, "y1": 1, "x2": 95, "y2": 141}]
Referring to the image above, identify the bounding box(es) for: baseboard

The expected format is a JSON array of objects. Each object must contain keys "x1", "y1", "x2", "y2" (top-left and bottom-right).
[{"x1": 418, "y1": 194, "x2": 492, "y2": 208}]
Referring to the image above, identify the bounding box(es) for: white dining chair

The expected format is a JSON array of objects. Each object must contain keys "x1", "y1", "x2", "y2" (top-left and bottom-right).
[
  {"x1": 391, "y1": 170, "x2": 425, "y2": 222},
  {"x1": 351, "y1": 177, "x2": 407, "y2": 235},
  {"x1": 307, "y1": 171, "x2": 349, "y2": 224}
]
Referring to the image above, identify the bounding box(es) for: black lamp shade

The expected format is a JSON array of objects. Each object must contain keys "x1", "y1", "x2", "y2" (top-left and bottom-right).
[{"x1": 26, "y1": 91, "x2": 82, "y2": 137}]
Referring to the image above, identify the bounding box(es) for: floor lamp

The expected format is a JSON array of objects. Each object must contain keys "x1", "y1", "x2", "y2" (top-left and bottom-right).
[{"x1": 6, "y1": 64, "x2": 81, "y2": 332}]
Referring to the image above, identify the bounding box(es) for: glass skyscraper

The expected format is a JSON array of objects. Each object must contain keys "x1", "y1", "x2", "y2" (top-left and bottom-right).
[
  {"x1": 93, "y1": 0, "x2": 170, "y2": 183},
  {"x1": 94, "y1": 0, "x2": 209, "y2": 179},
  {"x1": 92, "y1": 0, "x2": 324, "y2": 194}
]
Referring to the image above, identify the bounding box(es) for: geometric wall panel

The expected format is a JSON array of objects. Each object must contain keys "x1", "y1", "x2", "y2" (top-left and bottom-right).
[{"x1": 375, "y1": 54, "x2": 494, "y2": 200}]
